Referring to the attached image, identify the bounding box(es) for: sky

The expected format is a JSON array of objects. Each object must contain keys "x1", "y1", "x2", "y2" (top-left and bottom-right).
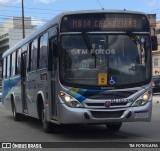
[{"x1": 0, "y1": 0, "x2": 160, "y2": 28}]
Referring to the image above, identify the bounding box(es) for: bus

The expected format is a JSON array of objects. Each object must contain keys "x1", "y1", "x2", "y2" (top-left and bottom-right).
[{"x1": 2, "y1": 10, "x2": 158, "y2": 133}]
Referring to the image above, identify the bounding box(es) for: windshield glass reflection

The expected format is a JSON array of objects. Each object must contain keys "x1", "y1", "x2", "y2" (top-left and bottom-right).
[{"x1": 60, "y1": 34, "x2": 151, "y2": 87}]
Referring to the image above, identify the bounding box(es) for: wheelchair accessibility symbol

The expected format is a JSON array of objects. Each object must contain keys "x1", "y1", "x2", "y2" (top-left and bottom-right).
[{"x1": 109, "y1": 77, "x2": 117, "y2": 85}]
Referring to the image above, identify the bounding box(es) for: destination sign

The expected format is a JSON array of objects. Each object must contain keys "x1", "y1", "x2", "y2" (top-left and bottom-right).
[{"x1": 61, "y1": 13, "x2": 150, "y2": 32}]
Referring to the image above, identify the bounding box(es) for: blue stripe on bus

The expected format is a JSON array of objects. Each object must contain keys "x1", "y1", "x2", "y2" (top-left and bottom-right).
[
  {"x1": 67, "y1": 89, "x2": 86, "y2": 102},
  {"x1": 77, "y1": 89, "x2": 105, "y2": 94},
  {"x1": 66, "y1": 88, "x2": 107, "y2": 102},
  {"x1": 2, "y1": 76, "x2": 21, "y2": 99}
]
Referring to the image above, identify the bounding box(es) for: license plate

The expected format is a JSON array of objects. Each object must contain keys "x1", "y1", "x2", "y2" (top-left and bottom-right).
[{"x1": 133, "y1": 112, "x2": 149, "y2": 118}]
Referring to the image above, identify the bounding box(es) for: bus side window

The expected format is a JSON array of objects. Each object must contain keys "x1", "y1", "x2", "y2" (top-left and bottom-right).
[
  {"x1": 30, "y1": 39, "x2": 38, "y2": 71},
  {"x1": 49, "y1": 37, "x2": 57, "y2": 56},
  {"x1": 16, "y1": 49, "x2": 21, "y2": 75},
  {"x1": 28, "y1": 43, "x2": 32, "y2": 72},
  {"x1": 11, "y1": 52, "x2": 16, "y2": 77},
  {"x1": 10, "y1": 54, "x2": 12, "y2": 77},
  {"x1": 7, "y1": 55, "x2": 10, "y2": 78},
  {"x1": 3, "y1": 58, "x2": 7, "y2": 78},
  {"x1": 38, "y1": 32, "x2": 48, "y2": 69},
  {"x1": 21, "y1": 44, "x2": 28, "y2": 76},
  {"x1": 49, "y1": 37, "x2": 57, "y2": 77}
]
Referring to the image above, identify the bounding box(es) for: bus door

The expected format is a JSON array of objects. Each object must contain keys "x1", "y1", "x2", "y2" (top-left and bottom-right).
[
  {"x1": 21, "y1": 52, "x2": 28, "y2": 114},
  {"x1": 49, "y1": 38, "x2": 57, "y2": 119},
  {"x1": 48, "y1": 27, "x2": 58, "y2": 119}
]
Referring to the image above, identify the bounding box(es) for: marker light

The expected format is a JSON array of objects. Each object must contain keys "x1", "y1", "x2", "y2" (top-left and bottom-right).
[
  {"x1": 59, "y1": 91, "x2": 65, "y2": 96},
  {"x1": 152, "y1": 82, "x2": 155, "y2": 87}
]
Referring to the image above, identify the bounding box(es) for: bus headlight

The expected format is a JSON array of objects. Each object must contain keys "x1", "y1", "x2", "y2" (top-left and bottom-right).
[
  {"x1": 65, "y1": 95, "x2": 71, "y2": 102},
  {"x1": 131, "y1": 90, "x2": 152, "y2": 107},
  {"x1": 59, "y1": 91, "x2": 83, "y2": 108}
]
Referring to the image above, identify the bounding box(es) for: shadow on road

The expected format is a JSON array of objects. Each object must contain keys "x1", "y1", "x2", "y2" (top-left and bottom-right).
[{"x1": 4, "y1": 114, "x2": 143, "y2": 141}]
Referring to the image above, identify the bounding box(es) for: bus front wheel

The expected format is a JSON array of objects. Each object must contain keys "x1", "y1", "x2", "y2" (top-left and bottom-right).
[
  {"x1": 41, "y1": 105, "x2": 52, "y2": 133},
  {"x1": 106, "y1": 122, "x2": 122, "y2": 131},
  {"x1": 12, "y1": 103, "x2": 22, "y2": 121}
]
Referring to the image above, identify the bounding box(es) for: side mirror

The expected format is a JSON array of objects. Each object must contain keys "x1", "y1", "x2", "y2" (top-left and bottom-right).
[{"x1": 151, "y1": 36, "x2": 158, "y2": 51}]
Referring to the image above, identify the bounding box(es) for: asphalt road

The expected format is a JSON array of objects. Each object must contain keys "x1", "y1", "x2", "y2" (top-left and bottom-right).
[{"x1": 0, "y1": 94, "x2": 159, "y2": 150}]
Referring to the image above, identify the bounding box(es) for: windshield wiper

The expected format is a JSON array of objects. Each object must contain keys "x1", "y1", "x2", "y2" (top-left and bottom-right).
[
  {"x1": 127, "y1": 32, "x2": 145, "y2": 48},
  {"x1": 81, "y1": 32, "x2": 93, "y2": 53},
  {"x1": 81, "y1": 32, "x2": 97, "y2": 68}
]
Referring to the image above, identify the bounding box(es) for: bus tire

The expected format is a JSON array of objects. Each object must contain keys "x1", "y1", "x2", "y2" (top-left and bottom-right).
[
  {"x1": 41, "y1": 105, "x2": 52, "y2": 133},
  {"x1": 106, "y1": 122, "x2": 122, "y2": 131},
  {"x1": 12, "y1": 103, "x2": 22, "y2": 121}
]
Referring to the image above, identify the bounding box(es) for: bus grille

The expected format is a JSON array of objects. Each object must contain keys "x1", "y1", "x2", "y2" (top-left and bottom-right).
[
  {"x1": 87, "y1": 90, "x2": 137, "y2": 100},
  {"x1": 86, "y1": 102, "x2": 127, "y2": 107},
  {"x1": 91, "y1": 111, "x2": 124, "y2": 118}
]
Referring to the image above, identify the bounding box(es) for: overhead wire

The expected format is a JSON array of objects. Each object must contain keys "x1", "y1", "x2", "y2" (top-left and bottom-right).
[
  {"x1": 96, "y1": 0, "x2": 104, "y2": 10},
  {"x1": 0, "y1": 9, "x2": 59, "y2": 15},
  {"x1": 0, "y1": 4, "x2": 67, "y2": 12},
  {"x1": 0, "y1": 4, "x2": 65, "y2": 28},
  {"x1": 0, "y1": 5, "x2": 59, "y2": 28}
]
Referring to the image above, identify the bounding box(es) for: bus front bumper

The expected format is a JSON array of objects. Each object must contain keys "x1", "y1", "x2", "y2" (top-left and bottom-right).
[{"x1": 57, "y1": 101, "x2": 152, "y2": 124}]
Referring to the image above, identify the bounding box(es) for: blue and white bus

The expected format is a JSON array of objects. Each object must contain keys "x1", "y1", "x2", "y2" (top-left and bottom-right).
[{"x1": 2, "y1": 10, "x2": 158, "y2": 133}]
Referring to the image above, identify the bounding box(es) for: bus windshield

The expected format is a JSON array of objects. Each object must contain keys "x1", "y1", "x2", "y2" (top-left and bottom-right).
[{"x1": 60, "y1": 34, "x2": 151, "y2": 88}]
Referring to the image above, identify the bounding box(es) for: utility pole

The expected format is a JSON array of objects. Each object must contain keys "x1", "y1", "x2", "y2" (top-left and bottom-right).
[{"x1": 22, "y1": 0, "x2": 25, "y2": 38}]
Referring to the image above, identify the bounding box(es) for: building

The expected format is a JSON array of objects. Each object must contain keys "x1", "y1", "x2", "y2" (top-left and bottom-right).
[
  {"x1": 152, "y1": 20, "x2": 160, "y2": 76},
  {"x1": 0, "y1": 17, "x2": 36, "y2": 78},
  {"x1": 147, "y1": 14, "x2": 160, "y2": 76}
]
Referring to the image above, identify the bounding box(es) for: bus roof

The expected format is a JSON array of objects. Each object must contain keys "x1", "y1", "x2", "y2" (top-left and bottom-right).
[
  {"x1": 2, "y1": 9, "x2": 147, "y2": 58},
  {"x1": 60, "y1": 9, "x2": 146, "y2": 16}
]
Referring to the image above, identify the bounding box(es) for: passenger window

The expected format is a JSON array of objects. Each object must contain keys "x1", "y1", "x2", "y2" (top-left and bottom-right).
[
  {"x1": 11, "y1": 52, "x2": 16, "y2": 76},
  {"x1": 39, "y1": 33, "x2": 48, "y2": 69},
  {"x1": 28, "y1": 43, "x2": 31, "y2": 72},
  {"x1": 30, "y1": 39, "x2": 38, "y2": 71},
  {"x1": 7, "y1": 55, "x2": 10, "y2": 77},
  {"x1": 16, "y1": 49, "x2": 21, "y2": 75},
  {"x1": 3, "y1": 58, "x2": 7, "y2": 78}
]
